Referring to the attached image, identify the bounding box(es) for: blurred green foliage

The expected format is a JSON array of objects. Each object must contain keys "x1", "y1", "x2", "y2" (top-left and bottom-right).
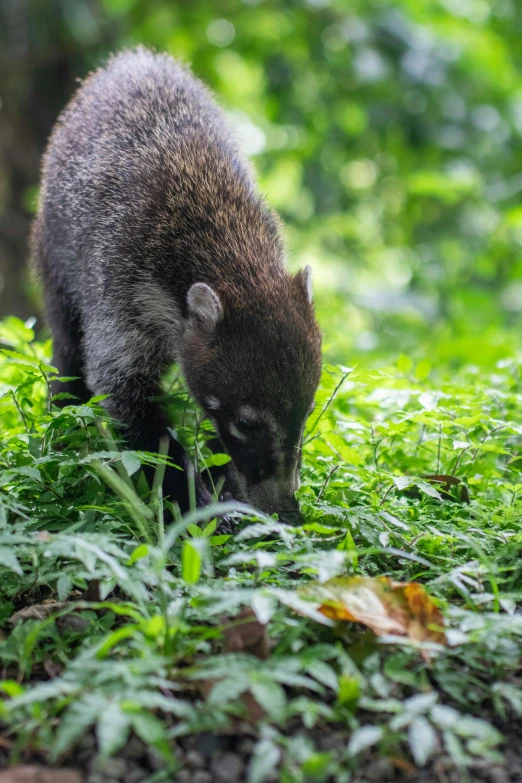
[
  {"x1": 2, "y1": 0, "x2": 522, "y2": 364},
  {"x1": 2, "y1": 5, "x2": 522, "y2": 775}
]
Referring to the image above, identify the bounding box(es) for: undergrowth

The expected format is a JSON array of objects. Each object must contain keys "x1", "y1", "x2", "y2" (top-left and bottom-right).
[{"x1": 1, "y1": 314, "x2": 521, "y2": 782}]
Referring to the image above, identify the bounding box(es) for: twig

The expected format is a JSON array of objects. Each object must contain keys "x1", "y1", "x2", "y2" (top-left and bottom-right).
[
  {"x1": 9, "y1": 390, "x2": 29, "y2": 433},
  {"x1": 39, "y1": 364, "x2": 53, "y2": 413},
  {"x1": 304, "y1": 367, "x2": 352, "y2": 444},
  {"x1": 316, "y1": 465, "x2": 339, "y2": 502}
]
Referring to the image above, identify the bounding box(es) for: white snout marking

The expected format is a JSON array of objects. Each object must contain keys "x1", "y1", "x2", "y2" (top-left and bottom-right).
[
  {"x1": 229, "y1": 423, "x2": 247, "y2": 440},
  {"x1": 238, "y1": 404, "x2": 260, "y2": 421},
  {"x1": 246, "y1": 475, "x2": 299, "y2": 515}
]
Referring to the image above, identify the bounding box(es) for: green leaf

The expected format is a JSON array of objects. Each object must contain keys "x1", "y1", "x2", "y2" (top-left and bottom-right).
[
  {"x1": 203, "y1": 518, "x2": 218, "y2": 537},
  {"x1": 18, "y1": 466, "x2": 41, "y2": 481},
  {"x1": 412, "y1": 478, "x2": 443, "y2": 501},
  {"x1": 306, "y1": 660, "x2": 339, "y2": 692},
  {"x1": 453, "y1": 716, "x2": 502, "y2": 746},
  {"x1": 408, "y1": 716, "x2": 438, "y2": 766},
  {"x1": 492, "y1": 683, "x2": 522, "y2": 716},
  {"x1": 337, "y1": 676, "x2": 360, "y2": 706},
  {"x1": 347, "y1": 725, "x2": 383, "y2": 755},
  {"x1": 443, "y1": 731, "x2": 472, "y2": 766},
  {"x1": 301, "y1": 752, "x2": 331, "y2": 780},
  {"x1": 131, "y1": 711, "x2": 173, "y2": 763},
  {"x1": 392, "y1": 476, "x2": 413, "y2": 491},
  {"x1": 248, "y1": 738, "x2": 280, "y2": 783},
  {"x1": 96, "y1": 702, "x2": 131, "y2": 756},
  {"x1": 397, "y1": 354, "x2": 413, "y2": 374},
  {"x1": 96, "y1": 625, "x2": 139, "y2": 659},
  {"x1": 56, "y1": 575, "x2": 72, "y2": 601},
  {"x1": 0, "y1": 546, "x2": 22, "y2": 575},
  {"x1": 207, "y1": 676, "x2": 249, "y2": 705},
  {"x1": 0, "y1": 348, "x2": 56, "y2": 373},
  {"x1": 182, "y1": 540, "x2": 202, "y2": 584},
  {"x1": 130, "y1": 710, "x2": 166, "y2": 744},
  {"x1": 0, "y1": 681, "x2": 24, "y2": 698},
  {"x1": 204, "y1": 453, "x2": 231, "y2": 467},
  {"x1": 209, "y1": 534, "x2": 231, "y2": 546},
  {"x1": 127, "y1": 544, "x2": 149, "y2": 565},
  {"x1": 121, "y1": 451, "x2": 141, "y2": 476},
  {"x1": 415, "y1": 360, "x2": 432, "y2": 381},
  {"x1": 250, "y1": 680, "x2": 286, "y2": 721},
  {"x1": 53, "y1": 698, "x2": 101, "y2": 759}
]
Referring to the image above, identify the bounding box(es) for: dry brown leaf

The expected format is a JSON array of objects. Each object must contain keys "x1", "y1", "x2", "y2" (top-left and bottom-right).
[
  {"x1": 43, "y1": 659, "x2": 63, "y2": 679},
  {"x1": 299, "y1": 576, "x2": 446, "y2": 655},
  {"x1": 9, "y1": 603, "x2": 90, "y2": 637},
  {"x1": 402, "y1": 474, "x2": 470, "y2": 504},
  {"x1": 9, "y1": 602, "x2": 72, "y2": 624},
  {"x1": 222, "y1": 607, "x2": 270, "y2": 659},
  {"x1": 239, "y1": 689, "x2": 266, "y2": 722},
  {"x1": 389, "y1": 756, "x2": 418, "y2": 776},
  {"x1": 197, "y1": 679, "x2": 266, "y2": 723},
  {"x1": 423, "y1": 474, "x2": 470, "y2": 503},
  {"x1": 196, "y1": 608, "x2": 270, "y2": 724},
  {"x1": 83, "y1": 580, "x2": 101, "y2": 601},
  {"x1": 0, "y1": 767, "x2": 83, "y2": 783}
]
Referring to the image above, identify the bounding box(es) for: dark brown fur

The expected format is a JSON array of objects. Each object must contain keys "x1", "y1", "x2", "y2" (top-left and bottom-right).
[{"x1": 32, "y1": 47, "x2": 322, "y2": 517}]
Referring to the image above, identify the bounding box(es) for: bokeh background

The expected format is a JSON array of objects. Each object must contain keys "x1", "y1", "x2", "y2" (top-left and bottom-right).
[{"x1": 1, "y1": 0, "x2": 521, "y2": 365}]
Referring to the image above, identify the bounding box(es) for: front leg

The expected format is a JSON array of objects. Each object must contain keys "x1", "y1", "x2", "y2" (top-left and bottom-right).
[
  {"x1": 162, "y1": 430, "x2": 213, "y2": 512},
  {"x1": 92, "y1": 370, "x2": 208, "y2": 514}
]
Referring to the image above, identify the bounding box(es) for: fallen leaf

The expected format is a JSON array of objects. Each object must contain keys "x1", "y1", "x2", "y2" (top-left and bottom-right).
[
  {"x1": 197, "y1": 679, "x2": 266, "y2": 723},
  {"x1": 9, "y1": 603, "x2": 90, "y2": 635},
  {"x1": 401, "y1": 475, "x2": 470, "y2": 504},
  {"x1": 197, "y1": 609, "x2": 270, "y2": 723},
  {"x1": 0, "y1": 767, "x2": 83, "y2": 783},
  {"x1": 83, "y1": 580, "x2": 101, "y2": 601},
  {"x1": 238, "y1": 689, "x2": 267, "y2": 723},
  {"x1": 222, "y1": 608, "x2": 270, "y2": 659},
  {"x1": 9, "y1": 602, "x2": 72, "y2": 624},
  {"x1": 43, "y1": 660, "x2": 63, "y2": 679},
  {"x1": 298, "y1": 576, "x2": 446, "y2": 655},
  {"x1": 423, "y1": 475, "x2": 470, "y2": 504},
  {"x1": 389, "y1": 756, "x2": 417, "y2": 776},
  {"x1": 35, "y1": 532, "x2": 52, "y2": 543},
  {"x1": 208, "y1": 719, "x2": 257, "y2": 737}
]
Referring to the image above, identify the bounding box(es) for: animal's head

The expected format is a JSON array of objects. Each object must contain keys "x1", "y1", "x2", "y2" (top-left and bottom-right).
[{"x1": 181, "y1": 268, "x2": 322, "y2": 519}]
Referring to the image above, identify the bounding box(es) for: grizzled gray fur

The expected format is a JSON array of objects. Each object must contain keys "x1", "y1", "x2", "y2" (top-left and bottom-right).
[{"x1": 32, "y1": 47, "x2": 322, "y2": 517}]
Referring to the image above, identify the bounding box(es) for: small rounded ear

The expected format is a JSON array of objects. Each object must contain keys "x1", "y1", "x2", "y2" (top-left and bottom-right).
[
  {"x1": 295, "y1": 265, "x2": 313, "y2": 304},
  {"x1": 187, "y1": 283, "x2": 223, "y2": 329}
]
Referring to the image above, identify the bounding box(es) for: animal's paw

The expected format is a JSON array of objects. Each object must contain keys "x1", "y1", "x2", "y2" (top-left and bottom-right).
[
  {"x1": 195, "y1": 477, "x2": 214, "y2": 508},
  {"x1": 215, "y1": 491, "x2": 238, "y2": 535},
  {"x1": 216, "y1": 515, "x2": 235, "y2": 535}
]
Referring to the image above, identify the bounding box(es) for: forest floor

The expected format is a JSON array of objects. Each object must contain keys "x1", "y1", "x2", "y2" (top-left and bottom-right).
[{"x1": 1, "y1": 316, "x2": 522, "y2": 783}]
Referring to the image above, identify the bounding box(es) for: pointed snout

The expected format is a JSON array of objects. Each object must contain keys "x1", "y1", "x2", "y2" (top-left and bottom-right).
[{"x1": 245, "y1": 472, "x2": 302, "y2": 523}]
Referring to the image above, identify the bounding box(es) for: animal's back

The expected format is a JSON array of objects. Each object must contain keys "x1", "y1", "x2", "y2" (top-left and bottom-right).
[{"x1": 33, "y1": 47, "x2": 280, "y2": 311}]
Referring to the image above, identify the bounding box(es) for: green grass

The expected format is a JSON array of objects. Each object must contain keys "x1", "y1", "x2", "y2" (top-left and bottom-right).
[{"x1": 1, "y1": 314, "x2": 521, "y2": 782}]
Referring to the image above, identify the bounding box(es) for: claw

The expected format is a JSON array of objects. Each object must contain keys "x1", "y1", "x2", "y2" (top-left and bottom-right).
[{"x1": 216, "y1": 515, "x2": 234, "y2": 535}]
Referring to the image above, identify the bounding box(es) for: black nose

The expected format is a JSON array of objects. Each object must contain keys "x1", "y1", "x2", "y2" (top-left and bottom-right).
[
  {"x1": 274, "y1": 490, "x2": 301, "y2": 524},
  {"x1": 277, "y1": 506, "x2": 303, "y2": 525}
]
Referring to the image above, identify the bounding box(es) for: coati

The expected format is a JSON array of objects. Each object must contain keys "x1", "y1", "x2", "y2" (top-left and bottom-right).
[{"x1": 32, "y1": 47, "x2": 322, "y2": 519}]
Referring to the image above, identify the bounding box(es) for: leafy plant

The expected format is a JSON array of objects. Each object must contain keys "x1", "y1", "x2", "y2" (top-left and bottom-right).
[{"x1": 1, "y1": 317, "x2": 521, "y2": 780}]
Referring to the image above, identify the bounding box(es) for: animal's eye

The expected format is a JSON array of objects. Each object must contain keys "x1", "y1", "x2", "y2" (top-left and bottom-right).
[{"x1": 236, "y1": 417, "x2": 260, "y2": 434}]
